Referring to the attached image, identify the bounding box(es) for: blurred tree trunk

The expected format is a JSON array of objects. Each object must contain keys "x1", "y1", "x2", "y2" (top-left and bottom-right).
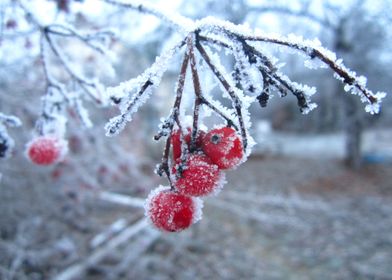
[
  {"x1": 334, "y1": 23, "x2": 363, "y2": 169},
  {"x1": 342, "y1": 94, "x2": 363, "y2": 169}
]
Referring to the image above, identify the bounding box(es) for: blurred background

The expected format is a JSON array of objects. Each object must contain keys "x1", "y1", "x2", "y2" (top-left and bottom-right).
[{"x1": 0, "y1": 0, "x2": 391, "y2": 279}]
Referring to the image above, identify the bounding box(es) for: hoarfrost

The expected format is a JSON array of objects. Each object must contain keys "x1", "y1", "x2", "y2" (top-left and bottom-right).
[
  {"x1": 74, "y1": 98, "x2": 93, "y2": 128},
  {"x1": 301, "y1": 103, "x2": 318, "y2": 115},
  {"x1": 144, "y1": 185, "x2": 204, "y2": 229},
  {"x1": 304, "y1": 58, "x2": 327, "y2": 69},
  {"x1": 0, "y1": 113, "x2": 22, "y2": 127},
  {"x1": 105, "y1": 40, "x2": 183, "y2": 136},
  {"x1": 365, "y1": 92, "x2": 387, "y2": 115},
  {"x1": 191, "y1": 196, "x2": 204, "y2": 224}
]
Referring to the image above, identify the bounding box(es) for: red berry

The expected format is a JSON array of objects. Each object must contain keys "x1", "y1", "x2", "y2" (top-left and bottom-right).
[
  {"x1": 26, "y1": 136, "x2": 67, "y2": 165},
  {"x1": 173, "y1": 153, "x2": 223, "y2": 196},
  {"x1": 202, "y1": 126, "x2": 244, "y2": 169},
  {"x1": 171, "y1": 128, "x2": 205, "y2": 161},
  {"x1": 145, "y1": 186, "x2": 202, "y2": 232}
]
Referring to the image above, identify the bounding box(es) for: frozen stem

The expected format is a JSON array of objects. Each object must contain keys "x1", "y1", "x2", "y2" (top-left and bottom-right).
[{"x1": 195, "y1": 35, "x2": 248, "y2": 150}]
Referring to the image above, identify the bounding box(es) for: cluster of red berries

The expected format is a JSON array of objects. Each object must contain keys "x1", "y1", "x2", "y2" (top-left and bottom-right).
[
  {"x1": 145, "y1": 126, "x2": 245, "y2": 232},
  {"x1": 26, "y1": 136, "x2": 68, "y2": 165}
]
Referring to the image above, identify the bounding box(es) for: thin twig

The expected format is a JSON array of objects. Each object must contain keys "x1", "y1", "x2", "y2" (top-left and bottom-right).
[
  {"x1": 187, "y1": 35, "x2": 203, "y2": 152},
  {"x1": 196, "y1": 37, "x2": 248, "y2": 150},
  {"x1": 235, "y1": 32, "x2": 377, "y2": 104},
  {"x1": 155, "y1": 49, "x2": 190, "y2": 186}
]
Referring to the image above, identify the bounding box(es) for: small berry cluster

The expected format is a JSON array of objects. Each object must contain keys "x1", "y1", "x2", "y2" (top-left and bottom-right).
[{"x1": 145, "y1": 125, "x2": 245, "y2": 232}]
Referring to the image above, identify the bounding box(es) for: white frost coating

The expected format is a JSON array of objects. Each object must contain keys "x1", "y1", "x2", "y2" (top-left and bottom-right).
[
  {"x1": 144, "y1": 185, "x2": 171, "y2": 219},
  {"x1": 109, "y1": 0, "x2": 194, "y2": 34},
  {"x1": 210, "y1": 172, "x2": 227, "y2": 196},
  {"x1": 203, "y1": 95, "x2": 236, "y2": 123},
  {"x1": 191, "y1": 196, "x2": 204, "y2": 225},
  {"x1": 0, "y1": 113, "x2": 22, "y2": 127},
  {"x1": 45, "y1": 115, "x2": 67, "y2": 138},
  {"x1": 197, "y1": 18, "x2": 384, "y2": 114},
  {"x1": 304, "y1": 58, "x2": 327, "y2": 69},
  {"x1": 365, "y1": 92, "x2": 387, "y2": 115},
  {"x1": 232, "y1": 41, "x2": 262, "y2": 95},
  {"x1": 74, "y1": 99, "x2": 93, "y2": 128},
  {"x1": 144, "y1": 185, "x2": 204, "y2": 227},
  {"x1": 105, "y1": 40, "x2": 183, "y2": 136},
  {"x1": 200, "y1": 45, "x2": 256, "y2": 157},
  {"x1": 291, "y1": 82, "x2": 317, "y2": 97},
  {"x1": 344, "y1": 83, "x2": 354, "y2": 92},
  {"x1": 301, "y1": 103, "x2": 318, "y2": 115}
]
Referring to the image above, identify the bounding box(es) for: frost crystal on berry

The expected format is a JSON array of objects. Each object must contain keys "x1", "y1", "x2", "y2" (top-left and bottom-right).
[
  {"x1": 144, "y1": 186, "x2": 203, "y2": 232},
  {"x1": 173, "y1": 153, "x2": 223, "y2": 197},
  {"x1": 202, "y1": 126, "x2": 244, "y2": 170}
]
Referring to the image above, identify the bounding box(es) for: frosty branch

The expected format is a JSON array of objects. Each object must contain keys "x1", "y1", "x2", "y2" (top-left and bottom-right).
[
  {"x1": 104, "y1": 1, "x2": 385, "y2": 136},
  {"x1": 99, "y1": 2, "x2": 387, "y2": 221},
  {"x1": 0, "y1": 0, "x2": 388, "y2": 232}
]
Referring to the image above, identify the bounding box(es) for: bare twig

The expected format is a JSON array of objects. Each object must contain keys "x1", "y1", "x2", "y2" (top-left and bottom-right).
[
  {"x1": 195, "y1": 38, "x2": 248, "y2": 150},
  {"x1": 97, "y1": 191, "x2": 145, "y2": 208},
  {"x1": 187, "y1": 35, "x2": 203, "y2": 152},
  {"x1": 53, "y1": 218, "x2": 151, "y2": 280}
]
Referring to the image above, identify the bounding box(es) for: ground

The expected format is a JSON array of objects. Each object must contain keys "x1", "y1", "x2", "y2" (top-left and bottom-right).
[
  {"x1": 1, "y1": 153, "x2": 392, "y2": 279},
  {"x1": 139, "y1": 157, "x2": 392, "y2": 280}
]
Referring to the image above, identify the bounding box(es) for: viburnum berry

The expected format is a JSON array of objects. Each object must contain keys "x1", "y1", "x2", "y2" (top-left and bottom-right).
[
  {"x1": 26, "y1": 136, "x2": 67, "y2": 165},
  {"x1": 202, "y1": 126, "x2": 244, "y2": 170},
  {"x1": 145, "y1": 186, "x2": 203, "y2": 232},
  {"x1": 171, "y1": 127, "x2": 205, "y2": 161},
  {"x1": 173, "y1": 153, "x2": 223, "y2": 196}
]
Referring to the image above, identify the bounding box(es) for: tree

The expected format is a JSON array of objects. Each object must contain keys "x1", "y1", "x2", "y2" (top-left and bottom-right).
[
  {"x1": 171, "y1": 0, "x2": 392, "y2": 167},
  {"x1": 0, "y1": 0, "x2": 387, "y2": 229},
  {"x1": 0, "y1": 0, "x2": 389, "y2": 278}
]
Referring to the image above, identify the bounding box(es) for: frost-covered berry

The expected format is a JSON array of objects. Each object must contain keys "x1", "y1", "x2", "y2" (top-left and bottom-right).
[
  {"x1": 173, "y1": 153, "x2": 224, "y2": 196},
  {"x1": 26, "y1": 136, "x2": 67, "y2": 165},
  {"x1": 202, "y1": 126, "x2": 244, "y2": 170},
  {"x1": 145, "y1": 186, "x2": 203, "y2": 232},
  {"x1": 171, "y1": 128, "x2": 205, "y2": 161}
]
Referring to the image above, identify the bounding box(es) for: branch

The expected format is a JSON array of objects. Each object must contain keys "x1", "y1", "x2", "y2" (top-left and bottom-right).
[
  {"x1": 195, "y1": 38, "x2": 248, "y2": 150},
  {"x1": 102, "y1": 0, "x2": 192, "y2": 32},
  {"x1": 233, "y1": 31, "x2": 382, "y2": 109},
  {"x1": 247, "y1": 5, "x2": 335, "y2": 30},
  {"x1": 195, "y1": 18, "x2": 385, "y2": 113},
  {"x1": 154, "y1": 48, "x2": 190, "y2": 186},
  {"x1": 97, "y1": 191, "x2": 145, "y2": 208},
  {"x1": 46, "y1": 24, "x2": 116, "y2": 56},
  {"x1": 105, "y1": 39, "x2": 186, "y2": 136},
  {"x1": 53, "y1": 218, "x2": 152, "y2": 280},
  {"x1": 188, "y1": 36, "x2": 203, "y2": 151}
]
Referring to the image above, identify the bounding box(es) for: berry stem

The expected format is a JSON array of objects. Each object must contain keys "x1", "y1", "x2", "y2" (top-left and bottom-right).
[
  {"x1": 199, "y1": 96, "x2": 238, "y2": 130},
  {"x1": 195, "y1": 36, "x2": 248, "y2": 150},
  {"x1": 188, "y1": 35, "x2": 203, "y2": 152},
  {"x1": 157, "y1": 47, "x2": 190, "y2": 186}
]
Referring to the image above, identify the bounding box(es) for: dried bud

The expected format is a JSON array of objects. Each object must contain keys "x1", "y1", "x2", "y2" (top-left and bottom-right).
[{"x1": 257, "y1": 91, "x2": 269, "y2": 108}]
